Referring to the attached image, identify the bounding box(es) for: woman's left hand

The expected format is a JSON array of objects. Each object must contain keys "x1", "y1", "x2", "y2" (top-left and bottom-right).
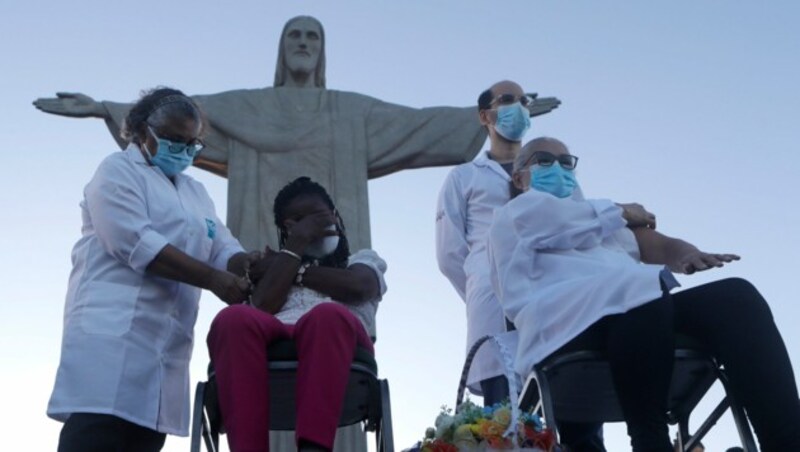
[{"x1": 673, "y1": 251, "x2": 740, "y2": 274}]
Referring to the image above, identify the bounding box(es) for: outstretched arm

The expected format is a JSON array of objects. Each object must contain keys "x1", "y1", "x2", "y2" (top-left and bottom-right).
[
  {"x1": 33, "y1": 92, "x2": 109, "y2": 118},
  {"x1": 525, "y1": 93, "x2": 561, "y2": 117},
  {"x1": 632, "y1": 227, "x2": 740, "y2": 274}
]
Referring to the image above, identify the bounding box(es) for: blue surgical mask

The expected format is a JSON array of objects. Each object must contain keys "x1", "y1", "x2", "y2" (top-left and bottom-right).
[
  {"x1": 146, "y1": 127, "x2": 200, "y2": 177},
  {"x1": 530, "y1": 164, "x2": 578, "y2": 198},
  {"x1": 494, "y1": 102, "x2": 531, "y2": 142}
]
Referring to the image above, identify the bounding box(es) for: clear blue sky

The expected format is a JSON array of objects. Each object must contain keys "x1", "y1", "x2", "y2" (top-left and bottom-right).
[{"x1": 2, "y1": 1, "x2": 799, "y2": 450}]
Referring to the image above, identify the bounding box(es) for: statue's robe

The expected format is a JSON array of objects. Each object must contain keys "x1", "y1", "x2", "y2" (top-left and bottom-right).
[{"x1": 104, "y1": 87, "x2": 486, "y2": 251}]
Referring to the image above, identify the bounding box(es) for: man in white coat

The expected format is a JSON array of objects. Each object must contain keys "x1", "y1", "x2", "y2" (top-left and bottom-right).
[
  {"x1": 436, "y1": 80, "x2": 534, "y2": 403},
  {"x1": 437, "y1": 112, "x2": 656, "y2": 450}
]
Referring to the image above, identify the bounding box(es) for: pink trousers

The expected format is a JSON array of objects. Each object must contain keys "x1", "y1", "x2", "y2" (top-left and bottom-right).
[{"x1": 207, "y1": 303, "x2": 374, "y2": 452}]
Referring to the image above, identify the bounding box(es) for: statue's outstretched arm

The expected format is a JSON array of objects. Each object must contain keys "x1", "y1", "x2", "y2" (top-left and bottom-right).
[
  {"x1": 526, "y1": 94, "x2": 561, "y2": 118},
  {"x1": 32, "y1": 92, "x2": 108, "y2": 119}
]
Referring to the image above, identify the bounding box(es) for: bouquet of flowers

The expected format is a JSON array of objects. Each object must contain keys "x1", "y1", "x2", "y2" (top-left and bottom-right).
[{"x1": 404, "y1": 399, "x2": 561, "y2": 452}]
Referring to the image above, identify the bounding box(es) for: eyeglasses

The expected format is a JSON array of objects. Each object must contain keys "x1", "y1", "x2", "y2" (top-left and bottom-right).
[
  {"x1": 523, "y1": 151, "x2": 579, "y2": 170},
  {"x1": 491, "y1": 93, "x2": 535, "y2": 108},
  {"x1": 147, "y1": 125, "x2": 205, "y2": 157}
]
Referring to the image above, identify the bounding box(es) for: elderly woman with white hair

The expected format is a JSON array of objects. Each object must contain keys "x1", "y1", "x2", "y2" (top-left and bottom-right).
[
  {"x1": 487, "y1": 137, "x2": 800, "y2": 452},
  {"x1": 47, "y1": 87, "x2": 254, "y2": 452}
]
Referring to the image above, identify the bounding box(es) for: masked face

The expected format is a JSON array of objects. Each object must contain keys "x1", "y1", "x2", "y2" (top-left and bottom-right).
[
  {"x1": 145, "y1": 126, "x2": 204, "y2": 177},
  {"x1": 530, "y1": 164, "x2": 578, "y2": 198},
  {"x1": 493, "y1": 102, "x2": 531, "y2": 142},
  {"x1": 304, "y1": 224, "x2": 340, "y2": 259}
]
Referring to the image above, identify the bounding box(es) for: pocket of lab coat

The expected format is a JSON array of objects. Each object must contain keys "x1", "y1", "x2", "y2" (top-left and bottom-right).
[
  {"x1": 79, "y1": 281, "x2": 138, "y2": 336},
  {"x1": 198, "y1": 236, "x2": 213, "y2": 262}
]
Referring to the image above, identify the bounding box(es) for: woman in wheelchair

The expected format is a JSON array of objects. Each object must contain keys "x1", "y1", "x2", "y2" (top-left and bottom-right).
[
  {"x1": 207, "y1": 177, "x2": 387, "y2": 452},
  {"x1": 487, "y1": 137, "x2": 800, "y2": 452}
]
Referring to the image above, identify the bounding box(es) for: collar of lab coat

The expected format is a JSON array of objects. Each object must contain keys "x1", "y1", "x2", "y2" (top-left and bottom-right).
[
  {"x1": 473, "y1": 151, "x2": 511, "y2": 181},
  {"x1": 125, "y1": 142, "x2": 152, "y2": 166}
]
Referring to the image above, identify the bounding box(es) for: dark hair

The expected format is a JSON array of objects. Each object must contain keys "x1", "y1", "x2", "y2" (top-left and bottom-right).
[
  {"x1": 273, "y1": 177, "x2": 350, "y2": 268},
  {"x1": 121, "y1": 87, "x2": 204, "y2": 145},
  {"x1": 477, "y1": 87, "x2": 494, "y2": 112}
]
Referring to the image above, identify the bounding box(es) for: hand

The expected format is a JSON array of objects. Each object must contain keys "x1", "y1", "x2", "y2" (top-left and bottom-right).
[
  {"x1": 672, "y1": 251, "x2": 740, "y2": 274},
  {"x1": 227, "y1": 250, "x2": 265, "y2": 277},
  {"x1": 247, "y1": 247, "x2": 281, "y2": 282},
  {"x1": 32, "y1": 92, "x2": 106, "y2": 118},
  {"x1": 526, "y1": 96, "x2": 561, "y2": 117},
  {"x1": 208, "y1": 269, "x2": 251, "y2": 305},
  {"x1": 284, "y1": 211, "x2": 337, "y2": 252},
  {"x1": 619, "y1": 203, "x2": 657, "y2": 229}
]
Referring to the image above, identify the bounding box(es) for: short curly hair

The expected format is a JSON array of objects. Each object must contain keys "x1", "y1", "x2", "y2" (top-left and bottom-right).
[{"x1": 121, "y1": 87, "x2": 206, "y2": 145}]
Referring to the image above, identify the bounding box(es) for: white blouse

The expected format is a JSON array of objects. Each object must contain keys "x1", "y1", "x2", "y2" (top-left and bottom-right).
[{"x1": 275, "y1": 249, "x2": 387, "y2": 339}]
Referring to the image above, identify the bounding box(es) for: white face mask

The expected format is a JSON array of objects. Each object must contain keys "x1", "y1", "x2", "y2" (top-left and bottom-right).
[{"x1": 305, "y1": 224, "x2": 340, "y2": 259}]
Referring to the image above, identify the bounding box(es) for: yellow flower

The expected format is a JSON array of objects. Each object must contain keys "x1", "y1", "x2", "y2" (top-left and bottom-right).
[
  {"x1": 453, "y1": 424, "x2": 478, "y2": 449},
  {"x1": 469, "y1": 421, "x2": 483, "y2": 436},
  {"x1": 492, "y1": 407, "x2": 511, "y2": 428},
  {"x1": 478, "y1": 419, "x2": 505, "y2": 440}
]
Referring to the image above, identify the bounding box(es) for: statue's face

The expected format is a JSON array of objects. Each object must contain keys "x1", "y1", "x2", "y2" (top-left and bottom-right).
[{"x1": 283, "y1": 17, "x2": 322, "y2": 76}]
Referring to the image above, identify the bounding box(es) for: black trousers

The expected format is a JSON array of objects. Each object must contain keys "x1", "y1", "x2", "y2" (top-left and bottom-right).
[
  {"x1": 57, "y1": 413, "x2": 166, "y2": 452},
  {"x1": 551, "y1": 277, "x2": 800, "y2": 452}
]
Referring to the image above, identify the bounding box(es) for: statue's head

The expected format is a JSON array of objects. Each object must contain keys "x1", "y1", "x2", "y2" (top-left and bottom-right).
[{"x1": 274, "y1": 16, "x2": 326, "y2": 88}]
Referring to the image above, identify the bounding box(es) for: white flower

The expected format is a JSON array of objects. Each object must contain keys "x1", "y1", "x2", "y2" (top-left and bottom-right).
[{"x1": 434, "y1": 412, "x2": 455, "y2": 438}]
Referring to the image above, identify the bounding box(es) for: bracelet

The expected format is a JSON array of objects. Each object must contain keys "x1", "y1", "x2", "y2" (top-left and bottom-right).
[
  {"x1": 279, "y1": 248, "x2": 302, "y2": 261},
  {"x1": 295, "y1": 261, "x2": 312, "y2": 287}
]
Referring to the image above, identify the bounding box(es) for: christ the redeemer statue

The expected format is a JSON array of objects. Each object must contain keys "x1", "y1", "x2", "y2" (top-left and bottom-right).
[{"x1": 33, "y1": 15, "x2": 560, "y2": 253}]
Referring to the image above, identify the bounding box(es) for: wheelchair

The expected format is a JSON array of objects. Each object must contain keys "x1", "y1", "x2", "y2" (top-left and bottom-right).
[
  {"x1": 190, "y1": 338, "x2": 394, "y2": 452},
  {"x1": 518, "y1": 334, "x2": 758, "y2": 451}
]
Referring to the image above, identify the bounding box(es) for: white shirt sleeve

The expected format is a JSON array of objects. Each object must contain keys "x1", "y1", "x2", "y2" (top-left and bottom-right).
[
  {"x1": 435, "y1": 169, "x2": 469, "y2": 301},
  {"x1": 348, "y1": 249, "x2": 388, "y2": 301},
  {"x1": 84, "y1": 156, "x2": 170, "y2": 274},
  {"x1": 195, "y1": 183, "x2": 245, "y2": 270}
]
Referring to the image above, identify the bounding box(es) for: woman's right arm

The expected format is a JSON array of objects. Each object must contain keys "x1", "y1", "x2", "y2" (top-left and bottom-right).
[
  {"x1": 146, "y1": 245, "x2": 250, "y2": 305},
  {"x1": 249, "y1": 210, "x2": 334, "y2": 313},
  {"x1": 85, "y1": 156, "x2": 248, "y2": 304}
]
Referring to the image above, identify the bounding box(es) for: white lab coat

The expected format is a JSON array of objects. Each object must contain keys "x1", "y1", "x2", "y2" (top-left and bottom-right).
[
  {"x1": 487, "y1": 189, "x2": 669, "y2": 376},
  {"x1": 435, "y1": 152, "x2": 511, "y2": 392},
  {"x1": 48, "y1": 144, "x2": 243, "y2": 436}
]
